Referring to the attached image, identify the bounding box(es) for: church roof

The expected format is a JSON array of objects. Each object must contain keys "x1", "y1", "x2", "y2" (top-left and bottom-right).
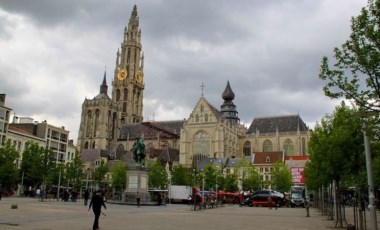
[
  {"x1": 93, "y1": 93, "x2": 111, "y2": 100},
  {"x1": 246, "y1": 114, "x2": 308, "y2": 134},
  {"x1": 81, "y1": 149, "x2": 111, "y2": 162},
  {"x1": 251, "y1": 151, "x2": 284, "y2": 164},
  {"x1": 119, "y1": 120, "x2": 184, "y2": 140}
]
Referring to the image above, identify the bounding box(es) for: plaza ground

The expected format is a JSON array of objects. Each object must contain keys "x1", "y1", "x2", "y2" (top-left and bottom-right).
[{"x1": 0, "y1": 197, "x2": 379, "y2": 230}]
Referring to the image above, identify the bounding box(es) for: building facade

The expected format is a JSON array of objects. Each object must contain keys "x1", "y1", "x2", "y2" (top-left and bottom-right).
[{"x1": 0, "y1": 94, "x2": 12, "y2": 145}]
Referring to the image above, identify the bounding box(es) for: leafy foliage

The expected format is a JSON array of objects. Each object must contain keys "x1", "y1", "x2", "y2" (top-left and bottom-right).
[
  {"x1": 148, "y1": 161, "x2": 168, "y2": 189},
  {"x1": 319, "y1": 1, "x2": 380, "y2": 113},
  {"x1": 111, "y1": 161, "x2": 126, "y2": 191},
  {"x1": 271, "y1": 161, "x2": 292, "y2": 192},
  {"x1": 65, "y1": 153, "x2": 84, "y2": 189},
  {"x1": 92, "y1": 160, "x2": 108, "y2": 188},
  {"x1": 171, "y1": 164, "x2": 192, "y2": 186},
  {"x1": 0, "y1": 141, "x2": 19, "y2": 192}
]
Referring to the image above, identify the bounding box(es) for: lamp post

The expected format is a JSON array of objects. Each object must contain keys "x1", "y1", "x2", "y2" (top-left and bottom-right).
[
  {"x1": 355, "y1": 111, "x2": 378, "y2": 230},
  {"x1": 362, "y1": 122, "x2": 377, "y2": 230}
]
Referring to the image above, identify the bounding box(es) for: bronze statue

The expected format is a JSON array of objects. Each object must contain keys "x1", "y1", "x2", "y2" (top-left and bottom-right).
[{"x1": 131, "y1": 137, "x2": 146, "y2": 166}]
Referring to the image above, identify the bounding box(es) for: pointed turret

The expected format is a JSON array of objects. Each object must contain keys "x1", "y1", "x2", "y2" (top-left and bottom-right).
[
  {"x1": 100, "y1": 71, "x2": 108, "y2": 95},
  {"x1": 220, "y1": 81, "x2": 239, "y2": 124}
]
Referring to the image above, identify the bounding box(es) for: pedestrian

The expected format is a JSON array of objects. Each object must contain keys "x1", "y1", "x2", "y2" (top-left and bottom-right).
[
  {"x1": 36, "y1": 188, "x2": 41, "y2": 199},
  {"x1": 274, "y1": 198, "x2": 278, "y2": 210},
  {"x1": 84, "y1": 189, "x2": 90, "y2": 206},
  {"x1": 136, "y1": 191, "x2": 141, "y2": 207},
  {"x1": 267, "y1": 196, "x2": 273, "y2": 210},
  {"x1": 88, "y1": 191, "x2": 107, "y2": 230}
]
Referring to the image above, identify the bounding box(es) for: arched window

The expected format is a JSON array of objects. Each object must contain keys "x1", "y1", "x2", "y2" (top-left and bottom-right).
[
  {"x1": 84, "y1": 142, "x2": 89, "y2": 149},
  {"x1": 243, "y1": 141, "x2": 251, "y2": 156},
  {"x1": 86, "y1": 110, "x2": 93, "y2": 137},
  {"x1": 94, "y1": 109, "x2": 99, "y2": 137},
  {"x1": 283, "y1": 139, "x2": 294, "y2": 156},
  {"x1": 193, "y1": 132, "x2": 210, "y2": 159},
  {"x1": 116, "y1": 89, "x2": 121, "y2": 101},
  {"x1": 123, "y1": 88, "x2": 128, "y2": 100},
  {"x1": 263, "y1": 140, "x2": 273, "y2": 152},
  {"x1": 205, "y1": 114, "x2": 208, "y2": 122},
  {"x1": 92, "y1": 141, "x2": 96, "y2": 149},
  {"x1": 195, "y1": 114, "x2": 199, "y2": 122},
  {"x1": 200, "y1": 105, "x2": 204, "y2": 112}
]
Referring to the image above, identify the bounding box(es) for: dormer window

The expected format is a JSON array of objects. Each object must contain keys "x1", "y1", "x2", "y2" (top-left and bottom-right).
[{"x1": 266, "y1": 156, "x2": 271, "y2": 163}]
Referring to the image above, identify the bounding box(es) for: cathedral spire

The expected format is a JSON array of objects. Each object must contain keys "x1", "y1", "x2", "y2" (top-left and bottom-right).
[{"x1": 100, "y1": 70, "x2": 108, "y2": 95}]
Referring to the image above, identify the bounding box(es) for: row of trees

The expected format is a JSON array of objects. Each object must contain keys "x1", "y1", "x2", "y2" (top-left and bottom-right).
[
  {"x1": 1, "y1": 140, "x2": 293, "y2": 198},
  {"x1": 308, "y1": 0, "x2": 380, "y2": 228},
  {"x1": 148, "y1": 157, "x2": 293, "y2": 194},
  {"x1": 0, "y1": 141, "x2": 122, "y2": 197}
]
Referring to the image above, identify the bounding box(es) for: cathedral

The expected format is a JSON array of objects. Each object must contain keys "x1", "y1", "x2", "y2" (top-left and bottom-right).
[{"x1": 77, "y1": 5, "x2": 311, "y2": 173}]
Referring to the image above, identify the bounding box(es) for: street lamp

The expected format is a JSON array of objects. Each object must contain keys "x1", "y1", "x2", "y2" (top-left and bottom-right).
[
  {"x1": 362, "y1": 122, "x2": 377, "y2": 230},
  {"x1": 355, "y1": 111, "x2": 378, "y2": 230}
]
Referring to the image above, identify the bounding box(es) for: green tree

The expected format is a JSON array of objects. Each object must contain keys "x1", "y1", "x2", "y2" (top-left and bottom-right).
[
  {"x1": 148, "y1": 161, "x2": 168, "y2": 189},
  {"x1": 20, "y1": 142, "x2": 55, "y2": 190},
  {"x1": 0, "y1": 141, "x2": 19, "y2": 193},
  {"x1": 319, "y1": 1, "x2": 380, "y2": 113},
  {"x1": 111, "y1": 161, "x2": 126, "y2": 192},
  {"x1": 224, "y1": 173, "x2": 239, "y2": 192},
  {"x1": 171, "y1": 165, "x2": 191, "y2": 186},
  {"x1": 92, "y1": 160, "x2": 108, "y2": 189},
  {"x1": 65, "y1": 153, "x2": 84, "y2": 190},
  {"x1": 271, "y1": 161, "x2": 292, "y2": 192},
  {"x1": 305, "y1": 104, "x2": 364, "y2": 227},
  {"x1": 203, "y1": 164, "x2": 218, "y2": 190},
  {"x1": 237, "y1": 157, "x2": 262, "y2": 192}
]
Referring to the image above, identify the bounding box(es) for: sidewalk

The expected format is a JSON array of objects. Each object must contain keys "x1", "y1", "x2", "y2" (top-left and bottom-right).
[{"x1": 0, "y1": 197, "x2": 377, "y2": 230}]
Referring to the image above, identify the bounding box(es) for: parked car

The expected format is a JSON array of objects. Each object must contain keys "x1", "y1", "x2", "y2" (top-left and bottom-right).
[{"x1": 246, "y1": 190, "x2": 285, "y2": 207}]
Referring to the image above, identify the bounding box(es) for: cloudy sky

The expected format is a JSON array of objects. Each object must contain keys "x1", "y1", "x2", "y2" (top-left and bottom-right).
[{"x1": 0, "y1": 0, "x2": 367, "y2": 143}]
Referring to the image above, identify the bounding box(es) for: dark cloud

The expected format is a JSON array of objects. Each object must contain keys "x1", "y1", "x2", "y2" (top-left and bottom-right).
[{"x1": 0, "y1": 0, "x2": 368, "y2": 142}]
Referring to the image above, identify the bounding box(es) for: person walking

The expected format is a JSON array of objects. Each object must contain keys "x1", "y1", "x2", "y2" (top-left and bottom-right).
[
  {"x1": 136, "y1": 191, "x2": 141, "y2": 207},
  {"x1": 84, "y1": 189, "x2": 90, "y2": 206},
  {"x1": 88, "y1": 191, "x2": 107, "y2": 230},
  {"x1": 267, "y1": 196, "x2": 273, "y2": 210}
]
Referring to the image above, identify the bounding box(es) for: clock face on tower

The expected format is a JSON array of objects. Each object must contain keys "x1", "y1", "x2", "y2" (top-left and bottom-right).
[
  {"x1": 135, "y1": 71, "x2": 143, "y2": 83},
  {"x1": 117, "y1": 69, "x2": 127, "y2": 81}
]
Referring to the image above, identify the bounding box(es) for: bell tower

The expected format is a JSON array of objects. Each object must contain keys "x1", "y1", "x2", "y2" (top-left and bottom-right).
[{"x1": 112, "y1": 5, "x2": 144, "y2": 128}]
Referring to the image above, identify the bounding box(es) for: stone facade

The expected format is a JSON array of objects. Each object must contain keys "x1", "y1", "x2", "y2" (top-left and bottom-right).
[{"x1": 77, "y1": 5, "x2": 144, "y2": 153}]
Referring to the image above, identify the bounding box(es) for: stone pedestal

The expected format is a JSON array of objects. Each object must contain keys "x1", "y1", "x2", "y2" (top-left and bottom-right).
[{"x1": 123, "y1": 165, "x2": 151, "y2": 204}]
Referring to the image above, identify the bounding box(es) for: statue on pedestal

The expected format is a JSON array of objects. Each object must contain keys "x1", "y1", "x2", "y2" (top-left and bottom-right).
[{"x1": 131, "y1": 137, "x2": 146, "y2": 166}]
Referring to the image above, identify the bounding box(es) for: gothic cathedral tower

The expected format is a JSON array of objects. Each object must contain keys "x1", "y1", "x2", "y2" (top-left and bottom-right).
[
  {"x1": 77, "y1": 5, "x2": 144, "y2": 152},
  {"x1": 112, "y1": 5, "x2": 144, "y2": 125}
]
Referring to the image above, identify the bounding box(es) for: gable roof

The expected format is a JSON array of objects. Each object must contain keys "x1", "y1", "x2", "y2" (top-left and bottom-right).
[
  {"x1": 189, "y1": 97, "x2": 221, "y2": 121},
  {"x1": 247, "y1": 114, "x2": 309, "y2": 134}
]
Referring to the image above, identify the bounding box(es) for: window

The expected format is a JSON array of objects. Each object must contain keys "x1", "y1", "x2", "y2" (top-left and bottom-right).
[
  {"x1": 302, "y1": 138, "x2": 306, "y2": 155},
  {"x1": 283, "y1": 139, "x2": 294, "y2": 156},
  {"x1": 195, "y1": 114, "x2": 199, "y2": 122},
  {"x1": 193, "y1": 132, "x2": 210, "y2": 158},
  {"x1": 205, "y1": 114, "x2": 208, "y2": 122},
  {"x1": 243, "y1": 141, "x2": 251, "y2": 156},
  {"x1": 263, "y1": 140, "x2": 273, "y2": 152},
  {"x1": 266, "y1": 156, "x2": 271, "y2": 163}
]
